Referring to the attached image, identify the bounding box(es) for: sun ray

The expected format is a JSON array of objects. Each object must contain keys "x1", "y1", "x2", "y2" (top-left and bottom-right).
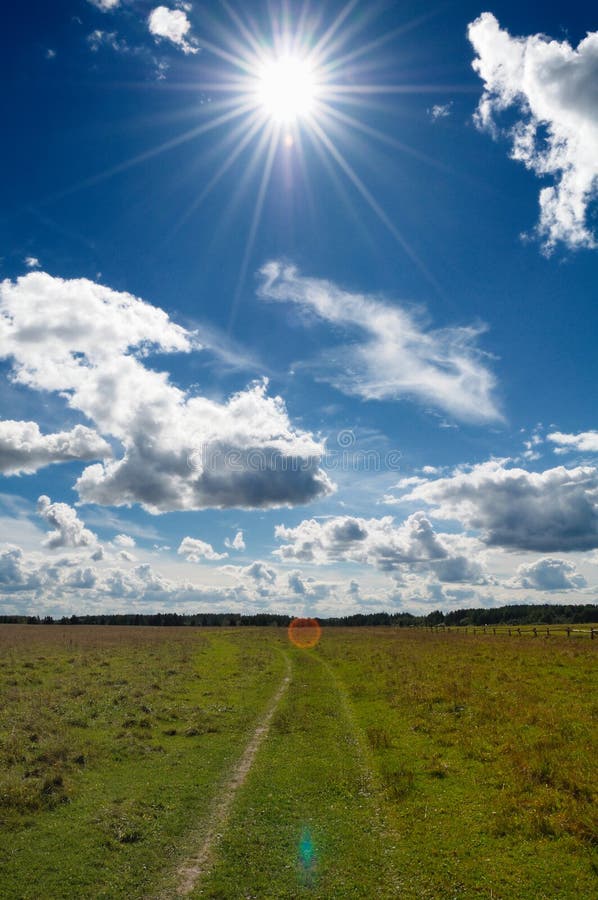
[
  {"x1": 42, "y1": 100, "x2": 257, "y2": 206},
  {"x1": 326, "y1": 82, "x2": 481, "y2": 96},
  {"x1": 165, "y1": 112, "x2": 266, "y2": 243},
  {"x1": 309, "y1": 118, "x2": 444, "y2": 296},
  {"x1": 220, "y1": 0, "x2": 265, "y2": 60},
  {"x1": 320, "y1": 102, "x2": 452, "y2": 172},
  {"x1": 310, "y1": 0, "x2": 366, "y2": 62},
  {"x1": 197, "y1": 122, "x2": 280, "y2": 276},
  {"x1": 304, "y1": 126, "x2": 381, "y2": 257},
  {"x1": 327, "y1": 8, "x2": 444, "y2": 73},
  {"x1": 228, "y1": 125, "x2": 280, "y2": 332}
]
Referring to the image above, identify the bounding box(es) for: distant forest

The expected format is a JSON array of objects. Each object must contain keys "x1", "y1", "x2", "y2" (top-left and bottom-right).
[{"x1": 0, "y1": 603, "x2": 597, "y2": 627}]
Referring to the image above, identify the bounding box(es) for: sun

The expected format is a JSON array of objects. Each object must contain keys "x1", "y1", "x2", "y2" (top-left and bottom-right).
[{"x1": 256, "y1": 55, "x2": 317, "y2": 124}]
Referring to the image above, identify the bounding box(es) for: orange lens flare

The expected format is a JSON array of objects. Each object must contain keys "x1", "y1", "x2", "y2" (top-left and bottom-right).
[{"x1": 288, "y1": 617, "x2": 321, "y2": 649}]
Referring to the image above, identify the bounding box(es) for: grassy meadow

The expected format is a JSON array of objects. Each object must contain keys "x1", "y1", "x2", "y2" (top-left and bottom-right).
[{"x1": 0, "y1": 625, "x2": 596, "y2": 898}]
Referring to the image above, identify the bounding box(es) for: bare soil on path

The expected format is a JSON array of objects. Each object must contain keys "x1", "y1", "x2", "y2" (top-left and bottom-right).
[{"x1": 168, "y1": 653, "x2": 292, "y2": 897}]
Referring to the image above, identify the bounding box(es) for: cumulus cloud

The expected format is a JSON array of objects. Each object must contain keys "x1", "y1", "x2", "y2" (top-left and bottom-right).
[
  {"x1": 0, "y1": 272, "x2": 332, "y2": 512},
  {"x1": 178, "y1": 536, "x2": 228, "y2": 562},
  {"x1": 0, "y1": 420, "x2": 110, "y2": 476},
  {"x1": 403, "y1": 460, "x2": 598, "y2": 552},
  {"x1": 397, "y1": 581, "x2": 497, "y2": 609},
  {"x1": 225, "y1": 530, "x2": 245, "y2": 551},
  {"x1": 24, "y1": 257, "x2": 40, "y2": 269},
  {"x1": 113, "y1": 533, "x2": 136, "y2": 548},
  {"x1": 548, "y1": 430, "x2": 598, "y2": 454},
  {"x1": 259, "y1": 262, "x2": 500, "y2": 423},
  {"x1": 37, "y1": 496, "x2": 97, "y2": 550},
  {"x1": 0, "y1": 538, "x2": 344, "y2": 615},
  {"x1": 509, "y1": 557, "x2": 587, "y2": 591},
  {"x1": 241, "y1": 560, "x2": 277, "y2": 583},
  {"x1": 274, "y1": 512, "x2": 487, "y2": 583},
  {"x1": 0, "y1": 544, "x2": 237, "y2": 611},
  {"x1": 0, "y1": 545, "x2": 43, "y2": 592},
  {"x1": 468, "y1": 12, "x2": 598, "y2": 252},
  {"x1": 148, "y1": 6, "x2": 198, "y2": 54},
  {"x1": 288, "y1": 570, "x2": 306, "y2": 594},
  {"x1": 66, "y1": 567, "x2": 98, "y2": 589}
]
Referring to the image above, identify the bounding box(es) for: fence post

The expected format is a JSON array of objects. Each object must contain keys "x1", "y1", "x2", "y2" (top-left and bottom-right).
[
  {"x1": 592, "y1": 629, "x2": 595, "y2": 641},
  {"x1": 533, "y1": 627, "x2": 537, "y2": 637},
  {"x1": 566, "y1": 626, "x2": 571, "y2": 638}
]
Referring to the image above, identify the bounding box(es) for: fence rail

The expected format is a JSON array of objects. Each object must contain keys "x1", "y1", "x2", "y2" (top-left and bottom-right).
[{"x1": 422, "y1": 625, "x2": 596, "y2": 639}]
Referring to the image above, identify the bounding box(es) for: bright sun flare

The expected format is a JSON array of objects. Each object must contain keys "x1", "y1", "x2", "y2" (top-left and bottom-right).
[{"x1": 257, "y1": 55, "x2": 317, "y2": 123}]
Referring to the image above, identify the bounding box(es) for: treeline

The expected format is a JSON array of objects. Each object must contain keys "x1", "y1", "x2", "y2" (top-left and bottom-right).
[
  {"x1": 439, "y1": 603, "x2": 598, "y2": 627},
  {"x1": 0, "y1": 613, "x2": 291, "y2": 627},
  {"x1": 0, "y1": 604, "x2": 596, "y2": 627}
]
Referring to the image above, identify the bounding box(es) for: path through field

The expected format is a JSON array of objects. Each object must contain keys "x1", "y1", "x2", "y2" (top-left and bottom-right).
[
  {"x1": 172, "y1": 652, "x2": 292, "y2": 896},
  {"x1": 184, "y1": 647, "x2": 401, "y2": 899}
]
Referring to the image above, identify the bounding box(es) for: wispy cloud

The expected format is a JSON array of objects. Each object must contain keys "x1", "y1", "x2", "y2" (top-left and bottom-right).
[{"x1": 259, "y1": 262, "x2": 501, "y2": 424}]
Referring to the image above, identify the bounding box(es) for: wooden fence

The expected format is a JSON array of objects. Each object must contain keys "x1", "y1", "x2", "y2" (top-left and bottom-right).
[{"x1": 423, "y1": 625, "x2": 596, "y2": 639}]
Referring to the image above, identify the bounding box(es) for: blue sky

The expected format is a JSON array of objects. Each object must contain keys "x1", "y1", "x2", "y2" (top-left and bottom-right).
[{"x1": 1, "y1": 0, "x2": 597, "y2": 616}]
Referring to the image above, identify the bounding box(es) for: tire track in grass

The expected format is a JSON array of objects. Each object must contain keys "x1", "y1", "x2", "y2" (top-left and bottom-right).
[
  {"x1": 315, "y1": 653, "x2": 401, "y2": 891},
  {"x1": 171, "y1": 652, "x2": 292, "y2": 897}
]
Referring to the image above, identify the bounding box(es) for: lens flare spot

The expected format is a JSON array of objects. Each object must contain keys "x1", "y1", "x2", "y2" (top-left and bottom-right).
[
  {"x1": 298, "y1": 827, "x2": 317, "y2": 886},
  {"x1": 288, "y1": 617, "x2": 321, "y2": 649}
]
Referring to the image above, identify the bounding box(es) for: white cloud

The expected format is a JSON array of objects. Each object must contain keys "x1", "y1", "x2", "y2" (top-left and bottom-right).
[
  {"x1": 66, "y1": 567, "x2": 98, "y2": 589},
  {"x1": 0, "y1": 420, "x2": 110, "y2": 475},
  {"x1": 288, "y1": 570, "x2": 306, "y2": 594},
  {"x1": 37, "y1": 496, "x2": 97, "y2": 550},
  {"x1": 113, "y1": 533, "x2": 136, "y2": 548},
  {"x1": 468, "y1": 12, "x2": 598, "y2": 252},
  {"x1": 148, "y1": 6, "x2": 198, "y2": 55},
  {"x1": 178, "y1": 536, "x2": 228, "y2": 562},
  {"x1": 117, "y1": 549, "x2": 136, "y2": 562},
  {"x1": 87, "y1": 0, "x2": 121, "y2": 11},
  {"x1": 224, "y1": 530, "x2": 245, "y2": 551},
  {"x1": 548, "y1": 430, "x2": 598, "y2": 454},
  {"x1": 87, "y1": 30, "x2": 129, "y2": 53},
  {"x1": 509, "y1": 557, "x2": 587, "y2": 591},
  {"x1": 0, "y1": 272, "x2": 332, "y2": 511},
  {"x1": 241, "y1": 560, "x2": 277, "y2": 583},
  {"x1": 274, "y1": 512, "x2": 487, "y2": 583},
  {"x1": 428, "y1": 102, "x2": 453, "y2": 121},
  {"x1": 259, "y1": 262, "x2": 501, "y2": 423},
  {"x1": 24, "y1": 257, "x2": 40, "y2": 269},
  {"x1": 403, "y1": 459, "x2": 598, "y2": 552},
  {"x1": 0, "y1": 545, "x2": 44, "y2": 592}
]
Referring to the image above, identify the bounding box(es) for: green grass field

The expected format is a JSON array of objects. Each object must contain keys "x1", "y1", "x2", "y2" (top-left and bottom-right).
[{"x1": 0, "y1": 625, "x2": 596, "y2": 898}]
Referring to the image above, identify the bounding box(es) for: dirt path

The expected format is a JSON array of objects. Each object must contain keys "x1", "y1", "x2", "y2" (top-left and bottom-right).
[{"x1": 172, "y1": 653, "x2": 292, "y2": 897}]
